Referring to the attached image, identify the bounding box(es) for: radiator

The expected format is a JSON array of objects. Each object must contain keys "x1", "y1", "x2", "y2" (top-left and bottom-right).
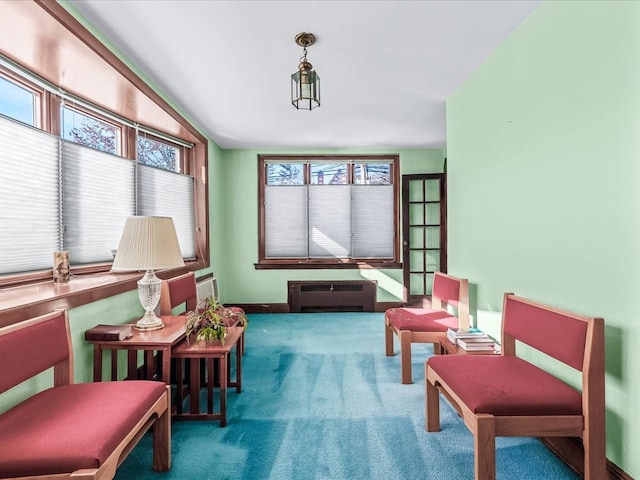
[
  {"x1": 196, "y1": 276, "x2": 219, "y2": 302},
  {"x1": 288, "y1": 280, "x2": 377, "y2": 313}
]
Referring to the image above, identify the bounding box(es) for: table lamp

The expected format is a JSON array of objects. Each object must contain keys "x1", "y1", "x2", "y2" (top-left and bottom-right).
[{"x1": 112, "y1": 216, "x2": 185, "y2": 331}]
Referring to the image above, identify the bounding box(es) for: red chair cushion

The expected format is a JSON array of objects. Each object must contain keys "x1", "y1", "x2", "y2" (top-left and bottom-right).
[
  {"x1": 0, "y1": 380, "x2": 166, "y2": 478},
  {"x1": 427, "y1": 355, "x2": 582, "y2": 416},
  {"x1": 386, "y1": 308, "x2": 458, "y2": 332}
]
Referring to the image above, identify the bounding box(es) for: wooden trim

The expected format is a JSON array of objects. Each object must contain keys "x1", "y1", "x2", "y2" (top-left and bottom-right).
[
  {"x1": 257, "y1": 158, "x2": 266, "y2": 263},
  {"x1": 35, "y1": 0, "x2": 206, "y2": 146},
  {"x1": 540, "y1": 437, "x2": 633, "y2": 480},
  {"x1": 441, "y1": 172, "x2": 448, "y2": 274},
  {"x1": 0, "y1": 265, "x2": 192, "y2": 328},
  {"x1": 235, "y1": 302, "x2": 403, "y2": 314},
  {"x1": 233, "y1": 303, "x2": 290, "y2": 314},
  {"x1": 401, "y1": 173, "x2": 447, "y2": 305},
  {"x1": 254, "y1": 261, "x2": 402, "y2": 270},
  {"x1": 376, "y1": 301, "x2": 403, "y2": 312}
]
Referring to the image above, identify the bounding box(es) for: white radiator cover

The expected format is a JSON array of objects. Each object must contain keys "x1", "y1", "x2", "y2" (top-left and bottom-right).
[{"x1": 196, "y1": 276, "x2": 219, "y2": 302}]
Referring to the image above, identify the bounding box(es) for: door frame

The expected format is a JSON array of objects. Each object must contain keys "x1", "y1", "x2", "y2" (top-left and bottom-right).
[{"x1": 401, "y1": 173, "x2": 447, "y2": 305}]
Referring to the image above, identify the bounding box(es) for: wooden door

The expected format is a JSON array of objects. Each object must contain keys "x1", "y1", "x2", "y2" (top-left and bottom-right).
[{"x1": 402, "y1": 173, "x2": 447, "y2": 306}]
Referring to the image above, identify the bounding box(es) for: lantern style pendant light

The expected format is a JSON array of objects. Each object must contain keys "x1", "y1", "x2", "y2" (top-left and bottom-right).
[{"x1": 291, "y1": 32, "x2": 320, "y2": 110}]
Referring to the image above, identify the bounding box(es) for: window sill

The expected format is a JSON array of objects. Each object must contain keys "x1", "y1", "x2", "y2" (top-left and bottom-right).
[
  {"x1": 0, "y1": 265, "x2": 195, "y2": 328},
  {"x1": 254, "y1": 261, "x2": 402, "y2": 270}
]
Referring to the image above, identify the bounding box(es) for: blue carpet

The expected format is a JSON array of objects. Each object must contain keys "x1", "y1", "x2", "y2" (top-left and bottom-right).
[{"x1": 115, "y1": 312, "x2": 580, "y2": 479}]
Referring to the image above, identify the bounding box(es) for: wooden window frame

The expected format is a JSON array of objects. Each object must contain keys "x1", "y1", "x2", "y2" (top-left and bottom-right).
[
  {"x1": 256, "y1": 154, "x2": 401, "y2": 270},
  {"x1": 0, "y1": 66, "x2": 44, "y2": 128},
  {"x1": 59, "y1": 102, "x2": 124, "y2": 155}
]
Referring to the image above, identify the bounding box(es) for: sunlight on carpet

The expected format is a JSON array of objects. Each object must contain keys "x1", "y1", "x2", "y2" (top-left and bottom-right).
[{"x1": 115, "y1": 312, "x2": 580, "y2": 480}]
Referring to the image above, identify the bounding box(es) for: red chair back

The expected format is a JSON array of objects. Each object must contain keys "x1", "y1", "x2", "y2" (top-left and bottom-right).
[
  {"x1": 0, "y1": 311, "x2": 72, "y2": 393},
  {"x1": 160, "y1": 272, "x2": 198, "y2": 315}
]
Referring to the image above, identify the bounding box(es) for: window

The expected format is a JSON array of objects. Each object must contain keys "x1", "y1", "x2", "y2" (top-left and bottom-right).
[
  {"x1": 258, "y1": 155, "x2": 400, "y2": 268},
  {"x1": 0, "y1": 67, "x2": 200, "y2": 282},
  {"x1": 61, "y1": 105, "x2": 121, "y2": 155},
  {"x1": 0, "y1": 72, "x2": 40, "y2": 126},
  {"x1": 138, "y1": 134, "x2": 181, "y2": 172}
]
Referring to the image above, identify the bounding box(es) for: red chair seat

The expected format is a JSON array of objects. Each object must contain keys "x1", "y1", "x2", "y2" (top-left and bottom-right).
[
  {"x1": 0, "y1": 381, "x2": 166, "y2": 478},
  {"x1": 386, "y1": 308, "x2": 458, "y2": 332},
  {"x1": 427, "y1": 355, "x2": 582, "y2": 416}
]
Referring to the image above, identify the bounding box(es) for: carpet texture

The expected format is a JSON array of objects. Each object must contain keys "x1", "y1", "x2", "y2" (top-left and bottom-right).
[{"x1": 115, "y1": 312, "x2": 580, "y2": 479}]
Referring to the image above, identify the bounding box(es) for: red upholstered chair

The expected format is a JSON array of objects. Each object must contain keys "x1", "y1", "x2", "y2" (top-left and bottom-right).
[
  {"x1": 425, "y1": 293, "x2": 605, "y2": 480},
  {"x1": 0, "y1": 310, "x2": 170, "y2": 479},
  {"x1": 385, "y1": 271, "x2": 470, "y2": 384}
]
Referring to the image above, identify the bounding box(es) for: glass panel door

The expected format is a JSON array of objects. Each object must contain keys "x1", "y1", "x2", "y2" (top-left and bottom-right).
[{"x1": 402, "y1": 173, "x2": 446, "y2": 305}]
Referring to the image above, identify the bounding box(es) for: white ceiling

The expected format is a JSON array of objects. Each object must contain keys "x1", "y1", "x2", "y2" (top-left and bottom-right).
[{"x1": 68, "y1": 0, "x2": 541, "y2": 149}]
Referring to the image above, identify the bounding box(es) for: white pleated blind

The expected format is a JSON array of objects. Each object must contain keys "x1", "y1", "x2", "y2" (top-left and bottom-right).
[
  {"x1": 352, "y1": 185, "x2": 394, "y2": 258},
  {"x1": 265, "y1": 185, "x2": 308, "y2": 257},
  {"x1": 264, "y1": 183, "x2": 394, "y2": 260},
  {"x1": 138, "y1": 164, "x2": 196, "y2": 259},
  {"x1": 62, "y1": 141, "x2": 135, "y2": 263},
  {"x1": 309, "y1": 185, "x2": 351, "y2": 258},
  {"x1": 0, "y1": 113, "x2": 197, "y2": 277},
  {"x1": 0, "y1": 115, "x2": 59, "y2": 274}
]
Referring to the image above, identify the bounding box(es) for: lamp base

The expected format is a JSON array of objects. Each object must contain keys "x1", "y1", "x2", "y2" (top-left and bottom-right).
[
  {"x1": 132, "y1": 311, "x2": 165, "y2": 331},
  {"x1": 134, "y1": 270, "x2": 164, "y2": 331}
]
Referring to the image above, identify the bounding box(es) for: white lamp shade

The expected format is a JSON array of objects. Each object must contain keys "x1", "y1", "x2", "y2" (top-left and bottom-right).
[{"x1": 112, "y1": 216, "x2": 185, "y2": 271}]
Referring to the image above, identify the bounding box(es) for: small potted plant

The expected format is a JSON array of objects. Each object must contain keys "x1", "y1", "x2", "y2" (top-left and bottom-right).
[{"x1": 184, "y1": 295, "x2": 248, "y2": 345}]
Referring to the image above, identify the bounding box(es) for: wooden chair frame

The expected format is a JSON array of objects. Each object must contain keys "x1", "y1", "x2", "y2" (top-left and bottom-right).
[
  {"x1": 425, "y1": 293, "x2": 605, "y2": 479},
  {"x1": 385, "y1": 271, "x2": 470, "y2": 383}
]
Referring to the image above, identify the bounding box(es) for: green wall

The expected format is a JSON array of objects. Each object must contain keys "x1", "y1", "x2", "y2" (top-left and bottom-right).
[
  {"x1": 446, "y1": 1, "x2": 640, "y2": 476},
  {"x1": 217, "y1": 147, "x2": 444, "y2": 305}
]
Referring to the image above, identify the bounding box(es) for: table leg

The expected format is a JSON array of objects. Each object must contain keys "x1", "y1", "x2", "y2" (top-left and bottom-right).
[
  {"x1": 176, "y1": 358, "x2": 184, "y2": 415},
  {"x1": 235, "y1": 342, "x2": 242, "y2": 393},
  {"x1": 161, "y1": 349, "x2": 171, "y2": 385},
  {"x1": 144, "y1": 350, "x2": 155, "y2": 379},
  {"x1": 110, "y1": 350, "x2": 118, "y2": 381},
  {"x1": 127, "y1": 350, "x2": 137, "y2": 379},
  {"x1": 219, "y1": 353, "x2": 227, "y2": 427},
  {"x1": 189, "y1": 358, "x2": 200, "y2": 414},
  {"x1": 93, "y1": 346, "x2": 103, "y2": 382},
  {"x1": 207, "y1": 358, "x2": 214, "y2": 414}
]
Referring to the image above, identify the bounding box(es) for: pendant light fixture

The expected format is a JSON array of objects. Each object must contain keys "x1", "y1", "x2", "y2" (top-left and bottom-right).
[{"x1": 291, "y1": 32, "x2": 320, "y2": 110}]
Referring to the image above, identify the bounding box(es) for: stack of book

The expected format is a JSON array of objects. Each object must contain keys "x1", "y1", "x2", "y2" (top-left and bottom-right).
[{"x1": 446, "y1": 327, "x2": 496, "y2": 352}]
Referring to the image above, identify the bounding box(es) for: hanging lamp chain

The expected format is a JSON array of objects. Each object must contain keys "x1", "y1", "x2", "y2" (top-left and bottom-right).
[{"x1": 298, "y1": 46, "x2": 313, "y2": 72}]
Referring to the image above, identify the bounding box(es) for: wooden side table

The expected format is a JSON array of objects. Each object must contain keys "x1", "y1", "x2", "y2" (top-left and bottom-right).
[
  {"x1": 172, "y1": 326, "x2": 243, "y2": 427},
  {"x1": 87, "y1": 315, "x2": 186, "y2": 384}
]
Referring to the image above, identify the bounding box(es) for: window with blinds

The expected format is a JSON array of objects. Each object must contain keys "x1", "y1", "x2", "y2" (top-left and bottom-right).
[
  {"x1": 0, "y1": 112, "x2": 196, "y2": 276},
  {"x1": 259, "y1": 155, "x2": 399, "y2": 266}
]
